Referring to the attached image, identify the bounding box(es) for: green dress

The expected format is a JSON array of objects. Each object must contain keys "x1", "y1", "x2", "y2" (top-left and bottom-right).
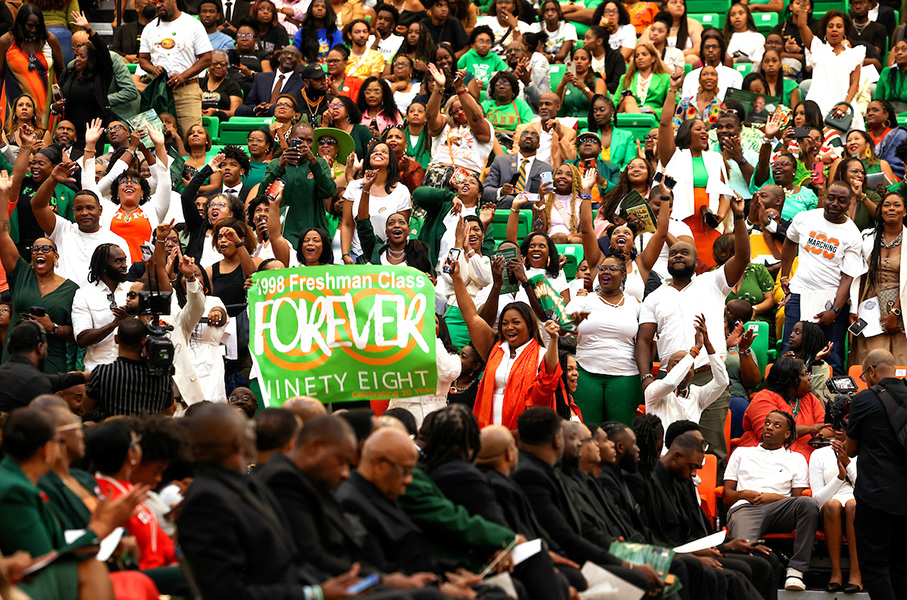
[
  {"x1": 560, "y1": 79, "x2": 600, "y2": 117},
  {"x1": 2, "y1": 257, "x2": 78, "y2": 374},
  {"x1": 243, "y1": 161, "x2": 269, "y2": 189}
]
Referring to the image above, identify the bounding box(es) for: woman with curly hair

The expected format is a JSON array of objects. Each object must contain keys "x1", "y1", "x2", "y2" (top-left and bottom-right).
[
  {"x1": 592, "y1": 0, "x2": 635, "y2": 61},
  {"x1": 384, "y1": 20, "x2": 435, "y2": 82}
]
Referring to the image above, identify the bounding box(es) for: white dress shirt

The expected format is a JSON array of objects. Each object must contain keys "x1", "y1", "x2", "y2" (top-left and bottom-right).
[{"x1": 71, "y1": 281, "x2": 131, "y2": 371}]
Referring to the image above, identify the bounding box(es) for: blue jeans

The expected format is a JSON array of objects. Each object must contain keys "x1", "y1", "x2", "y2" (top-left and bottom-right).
[
  {"x1": 780, "y1": 292, "x2": 849, "y2": 375},
  {"x1": 48, "y1": 27, "x2": 73, "y2": 66},
  {"x1": 729, "y1": 395, "x2": 749, "y2": 439}
]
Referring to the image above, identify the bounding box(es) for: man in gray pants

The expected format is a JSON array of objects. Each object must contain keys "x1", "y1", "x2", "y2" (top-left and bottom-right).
[{"x1": 723, "y1": 408, "x2": 819, "y2": 592}]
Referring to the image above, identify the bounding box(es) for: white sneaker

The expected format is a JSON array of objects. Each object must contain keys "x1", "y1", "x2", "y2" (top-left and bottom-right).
[{"x1": 785, "y1": 568, "x2": 807, "y2": 591}]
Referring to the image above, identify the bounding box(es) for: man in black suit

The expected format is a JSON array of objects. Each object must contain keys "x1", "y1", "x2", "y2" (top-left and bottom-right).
[
  {"x1": 215, "y1": 145, "x2": 252, "y2": 205},
  {"x1": 221, "y1": 0, "x2": 252, "y2": 35},
  {"x1": 177, "y1": 403, "x2": 371, "y2": 600},
  {"x1": 482, "y1": 129, "x2": 552, "y2": 209},
  {"x1": 511, "y1": 408, "x2": 662, "y2": 595},
  {"x1": 235, "y1": 45, "x2": 305, "y2": 117}
]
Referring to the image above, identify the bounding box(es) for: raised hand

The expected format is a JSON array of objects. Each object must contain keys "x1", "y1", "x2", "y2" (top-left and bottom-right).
[
  {"x1": 156, "y1": 218, "x2": 176, "y2": 241},
  {"x1": 428, "y1": 62, "x2": 446, "y2": 88},
  {"x1": 815, "y1": 341, "x2": 834, "y2": 361},
  {"x1": 85, "y1": 118, "x2": 104, "y2": 146},
  {"x1": 51, "y1": 161, "x2": 78, "y2": 184},
  {"x1": 147, "y1": 125, "x2": 165, "y2": 147},
  {"x1": 17, "y1": 123, "x2": 36, "y2": 148},
  {"x1": 491, "y1": 255, "x2": 506, "y2": 286},
  {"x1": 71, "y1": 10, "x2": 91, "y2": 30},
  {"x1": 178, "y1": 251, "x2": 198, "y2": 279},
  {"x1": 362, "y1": 169, "x2": 378, "y2": 190},
  {"x1": 0, "y1": 169, "x2": 11, "y2": 194},
  {"x1": 669, "y1": 70, "x2": 683, "y2": 92},
  {"x1": 764, "y1": 111, "x2": 783, "y2": 140},
  {"x1": 209, "y1": 153, "x2": 226, "y2": 172},
  {"x1": 730, "y1": 192, "x2": 745, "y2": 216},
  {"x1": 580, "y1": 166, "x2": 596, "y2": 193},
  {"x1": 543, "y1": 320, "x2": 560, "y2": 340}
]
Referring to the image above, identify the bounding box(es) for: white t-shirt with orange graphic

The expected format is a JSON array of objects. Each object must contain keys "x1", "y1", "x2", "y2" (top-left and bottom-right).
[{"x1": 786, "y1": 209, "x2": 864, "y2": 294}]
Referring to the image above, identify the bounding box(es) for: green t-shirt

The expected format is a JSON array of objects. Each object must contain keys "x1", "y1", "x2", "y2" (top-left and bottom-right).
[
  {"x1": 457, "y1": 49, "x2": 508, "y2": 89},
  {"x1": 244, "y1": 161, "x2": 268, "y2": 189},
  {"x1": 481, "y1": 98, "x2": 535, "y2": 133},
  {"x1": 749, "y1": 169, "x2": 819, "y2": 220}
]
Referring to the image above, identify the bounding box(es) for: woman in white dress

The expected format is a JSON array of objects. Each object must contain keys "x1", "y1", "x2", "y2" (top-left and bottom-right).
[
  {"x1": 808, "y1": 426, "x2": 861, "y2": 593},
  {"x1": 796, "y1": 8, "x2": 865, "y2": 132}
]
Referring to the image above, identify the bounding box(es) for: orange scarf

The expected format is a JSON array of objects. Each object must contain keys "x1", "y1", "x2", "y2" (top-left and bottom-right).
[{"x1": 474, "y1": 340, "x2": 557, "y2": 429}]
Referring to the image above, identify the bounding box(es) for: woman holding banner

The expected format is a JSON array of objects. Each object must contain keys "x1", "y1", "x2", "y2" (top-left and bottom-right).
[{"x1": 450, "y1": 260, "x2": 562, "y2": 429}]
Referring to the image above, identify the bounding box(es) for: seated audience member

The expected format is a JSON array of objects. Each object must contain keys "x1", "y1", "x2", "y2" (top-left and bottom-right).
[
  {"x1": 724, "y1": 409, "x2": 820, "y2": 592},
  {"x1": 738, "y1": 356, "x2": 829, "y2": 458},
  {"x1": 281, "y1": 396, "x2": 328, "y2": 423},
  {"x1": 295, "y1": 1, "x2": 344, "y2": 64},
  {"x1": 0, "y1": 408, "x2": 145, "y2": 600},
  {"x1": 252, "y1": 408, "x2": 300, "y2": 467},
  {"x1": 201, "y1": 50, "x2": 243, "y2": 120},
  {"x1": 511, "y1": 408, "x2": 662, "y2": 593},
  {"x1": 613, "y1": 44, "x2": 671, "y2": 118},
  {"x1": 681, "y1": 29, "x2": 744, "y2": 101},
  {"x1": 875, "y1": 39, "x2": 907, "y2": 114},
  {"x1": 644, "y1": 316, "x2": 729, "y2": 439},
  {"x1": 198, "y1": 0, "x2": 235, "y2": 50},
  {"x1": 0, "y1": 322, "x2": 87, "y2": 412},
  {"x1": 228, "y1": 387, "x2": 260, "y2": 417},
  {"x1": 422, "y1": 0, "x2": 469, "y2": 55},
  {"x1": 231, "y1": 24, "x2": 273, "y2": 97},
  {"x1": 483, "y1": 128, "x2": 553, "y2": 208},
  {"x1": 83, "y1": 318, "x2": 174, "y2": 419},
  {"x1": 235, "y1": 45, "x2": 305, "y2": 117},
  {"x1": 555, "y1": 48, "x2": 607, "y2": 118},
  {"x1": 510, "y1": 93, "x2": 577, "y2": 165}
]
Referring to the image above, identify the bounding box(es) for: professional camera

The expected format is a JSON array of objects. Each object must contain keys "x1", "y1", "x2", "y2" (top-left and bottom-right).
[
  {"x1": 825, "y1": 394, "x2": 851, "y2": 432},
  {"x1": 826, "y1": 375, "x2": 859, "y2": 397},
  {"x1": 138, "y1": 291, "x2": 175, "y2": 377}
]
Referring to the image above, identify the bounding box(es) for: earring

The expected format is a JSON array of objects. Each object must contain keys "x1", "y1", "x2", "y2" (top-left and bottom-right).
[
  {"x1": 620, "y1": 280, "x2": 626, "y2": 292},
  {"x1": 130, "y1": 459, "x2": 137, "y2": 465}
]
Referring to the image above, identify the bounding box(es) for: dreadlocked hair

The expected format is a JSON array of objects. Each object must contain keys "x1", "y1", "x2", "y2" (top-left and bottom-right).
[
  {"x1": 88, "y1": 243, "x2": 118, "y2": 285},
  {"x1": 794, "y1": 321, "x2": 828, "y2": 367},
  {"x1": 768, "y1": 409, "x2": 797, "y2": 448},
  {"x1": 419, "y1": 404, "x2": 481, "y2": 473},
  {"x1": 633, "y1": 413, "x2": 664, "y2": 473},
  {"x1": 541, "y1": 163, "x2": 583, "y2": 233}
]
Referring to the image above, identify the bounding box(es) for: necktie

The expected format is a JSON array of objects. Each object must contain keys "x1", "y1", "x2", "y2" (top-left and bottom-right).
[
  {"x1": 269, "y1": 73, "x2": 285, "y2": 105},
  {"x1": 225, "y1": 187, "x2": 239, "y2": 195},
  {"x1": 515, "y1": 158, "x2": 528, "y2": 192},
  {"x1": 224, "y1": 0, "x2": 233, "y2": 22}
]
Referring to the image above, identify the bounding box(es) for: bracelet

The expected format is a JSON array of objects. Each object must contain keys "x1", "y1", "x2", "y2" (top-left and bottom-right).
[
  {"x1": 234, "y1": 242, "x2": 243, "y2": 249},
  {"x1": 511, "y1": 208, "x2": 520, "y2": 213},
  {"x1": 342, "y1": 253, "x2": 352, "y2": 260},
  {"x1": 456, "y1": 89, "x2": 468, "y2": 96},
  {"x1": 580, "y1": 193, "x2": 592, "y2": 200},
  {"x1": 641, "y1": 373, "x2": 654, "y2": 381},
  {"x1": 155, "y1": 238, "x2": 167, "y2": 244},
  {"x1": 734, "y1": 214, "x2": 745, "y2": 220},
  {"x1": 689, "y1": 347, "x2": 700, "y2": 358},
  {"x1": 740, "y1": 348, "x2": 752, "y2": 356}
]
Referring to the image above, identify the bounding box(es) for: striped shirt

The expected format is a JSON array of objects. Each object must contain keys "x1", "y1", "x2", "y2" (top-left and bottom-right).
[{"x1": 85, "y1": 357, "x2": 173, "y2": 419}]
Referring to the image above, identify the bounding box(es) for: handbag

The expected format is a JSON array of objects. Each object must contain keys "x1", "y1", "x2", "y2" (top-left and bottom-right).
[
  {"x1": 877, "y1": 287, "x2": 904, "y2": 329},
  {"x1": 824, "y1": 102, "x2": 854, "y2": 132}
]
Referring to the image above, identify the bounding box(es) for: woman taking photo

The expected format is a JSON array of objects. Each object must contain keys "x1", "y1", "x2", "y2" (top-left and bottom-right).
[
  {"x1": 53, "y1": 11, "x2": 114, "y2": 145},
  {"x1": 383, "y1": 124, "x2": 424, "y2": 192},
  {"x1": 451, "y1": 262, "x2": 562, "y2": 429},
  {"x1": 851, "y1": 192, "x2": 907, "y2": 363},
  {"x1": 357, "y1": 76, "x2": 403, "y2": 133},
  {"x1": 294, "y1": 0, "x2": 342, "y2": 63},
  {"x1": 424, "y1": 63, "x2": 493, "y2": 188},
  {"x1": 864, "y1": 99, "x2": 907, "y2": 179},
  {"x1": 322, "y1": 95, "x2": 374, "y2": 158},
  {"x1": 389, "y1": 55, "x2": 418, "y2": 112},
  {"x1": 252, "y1": 0, "x2": 290, "y2": 55},
  {"x1": 0, "y1": 174, "x2": 78, "y2": 374},
  {"x1": 200, "y1": 50, "x2": 243, "y2": 121},
  {"x1": 530, "y1": 0, "x2": 577, "y2": 64},
  {"x1": 758, "y1": 48, "x2": 799, "y2": 108},
  {"x1": 404, "y1": 101, "x2": 431, "y2": 170},
  {"x1": 0, "y1": 4, "x2": 64, "y2": 128},
  {"x1": 340, "y1": 142, "x2": 412, "y2": 263},
  {"x1": 738, "y1": 356, "x2": 830, "y2": 458},
  {"x1": 556, "y1": 47, "x2": 606, "y2": 118},
  {"x1": 613, "y1": 43, "x2": 670, "y2": 117},
  {"x1": 773, "y1": 99, "x2": 842, "y2": 166},
  {"x1": 796, "y1": 9, "x2": 865, "y2": 132},
  {"x1": 583, "y1": 94, "x2": 636, "y2": 169},
  {"x1": 385, "y1": 20, "x2": 435, "y2": 82},
  {"x1": 640, "y1": 0, "x2": 702, "y2": 66},
  {"x1": 660, "y1": 70, "x2": 732, "y2": 267},
  {"x1": 672, "y1": 65, "x2": 722, "y2": 131}
]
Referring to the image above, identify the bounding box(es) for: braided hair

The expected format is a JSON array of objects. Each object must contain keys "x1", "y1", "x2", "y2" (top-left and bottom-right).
[
  {"x1": 87, "y1": 243, "x2": 118, "y2": 285},
  {"x1": 419, "y1": 404, "x2": 481, "y2": 473},
  {"x1": 767, "y1": 409, "x2": 797, "y2": 448},
  {"x1": 633, "y1": 413, "x2": 664, "y2": 473},
  {"x1": 542, "y1": 163, "x2": 582, "y2": 233}
]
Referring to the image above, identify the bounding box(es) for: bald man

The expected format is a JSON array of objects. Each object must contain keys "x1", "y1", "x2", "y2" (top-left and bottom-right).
[
  {"x1": 510, "y1": 92, "x2": 576, "y2": 166},
  {"x1": 282, "y1": 396, "x2": 327, "y2": 424},
  {"x1": 178, "y1": 404, "x2": 368, "y2": 600},
  {"x1": 846, "y1": 349, "x2": 907, "y2": 600}
]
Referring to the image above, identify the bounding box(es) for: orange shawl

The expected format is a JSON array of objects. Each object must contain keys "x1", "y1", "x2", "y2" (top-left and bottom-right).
[{"x1": 474, "y1": 340, "x2": 560, "y2": 429}]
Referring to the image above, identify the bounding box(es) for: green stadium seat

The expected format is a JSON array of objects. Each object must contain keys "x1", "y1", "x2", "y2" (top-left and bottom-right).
[
  {"x1": 684, "y1": 62, "x2": 693, "y2": 75},
  {"x1": 126, "y1": 62, "x2": 137, "y2": 74},
  {"x1": 615, "y1": 113, "x2": 658, "y2": 129},
  {"x1": 686, "y1": 0, "x2": 730, "y2": 14},
  {"x1": 734, "y1": 62, "x2": 754, "y2": 76},
  {"x1": 202, "y1": 115, "x2": 219, "y2": 143},
  {"x1": 219, "y1": 118, "x2": 272, "y2": 144},
  {"x1": 206, "y1": 146, "x2": 225, "y2": 161},
  {"x1": 491, "y1": 209, "x2": 530, "y2": 243},
  {"x1": 690, "y1": 13, "x2": 722, "y2": 28},
  {"x1": 550, "y1": 64, "x2": 566, "y2": 93},
  {"x1": 753, "y1": 12, "x2": 779, "y2": 33},
  {"x1": 556, "y1": 244, "x2": 584, "y2": 279}
]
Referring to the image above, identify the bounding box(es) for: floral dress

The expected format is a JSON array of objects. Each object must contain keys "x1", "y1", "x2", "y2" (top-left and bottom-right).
[{"x1": 673, "y1": 95, "x2": 724, "y2": 131}]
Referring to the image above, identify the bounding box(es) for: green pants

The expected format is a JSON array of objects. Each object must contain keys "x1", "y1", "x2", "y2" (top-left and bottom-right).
[{"x1": 574, "y1": 364, "x2": 643, "y2": 426}]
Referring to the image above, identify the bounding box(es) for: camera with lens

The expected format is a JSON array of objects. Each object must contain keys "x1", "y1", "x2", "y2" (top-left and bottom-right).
[
  {"x1": 825, "y1": 394, "x2": 851, "y2": 432},
  {"x1": 138, "y1": 291, "x2": 175, "y2": 377}
]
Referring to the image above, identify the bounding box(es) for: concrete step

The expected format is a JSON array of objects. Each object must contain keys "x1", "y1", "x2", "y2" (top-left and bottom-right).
[{"x1": 778, "y1": 590, "x2": 869, "y2": 600}]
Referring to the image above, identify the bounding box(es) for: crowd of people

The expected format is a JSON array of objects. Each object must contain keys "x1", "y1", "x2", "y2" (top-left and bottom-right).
[{"x1": 0, "y1": 0, "x2": 906, "y2": 597}]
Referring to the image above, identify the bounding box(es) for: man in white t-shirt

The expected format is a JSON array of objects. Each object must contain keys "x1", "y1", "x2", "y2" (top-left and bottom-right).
[
  {"x1": 367, "y1": 4, "x2": 404, "y2": 62},
  {"x1": 637, "y1": 195, "x2": 750, "y2": 464},
  {"x1": 139, "y1": 0, "x2": 213, "y2": 137},
  {"x1": 724, "y1": 409, "x2": 820, "y2": 591},
  {"x1": 779, "y1": 181, "x2": 864, "y2": 375},
  {"x1": 633, "y1": 187, "x2": 694, "y2": 280},
  {"x1": 29, "y1": 164, "x2": 131, "y2": 290},
  {"x1": 681, "y1": 32, "x2": 743, "y2": 101}
]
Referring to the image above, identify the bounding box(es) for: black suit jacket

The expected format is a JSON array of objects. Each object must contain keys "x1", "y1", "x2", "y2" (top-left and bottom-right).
[
  {"x1": 511, "y1": 451, "x2": 621, "y2": 566},
  {"x1": 0, "y1": 355, "x2": 85, "y2": 412},
  {"x1": 219, "y1": 183, "x2": 251, "y2": 205},
  {"x1": 336, "y1": 471, "x2": 459, "y2": 575},
  {"x1": 875, "y1": 4, "x2": 897, "y2": 38},
  {"x1": 222, "y1": 0, "x2": 252, "y2": 30},
  {"x1": 598, "y1": 464, "x2": 651, "y2": 540},
  {"x1": 255, "y1": 454, "x2": 374, "y2": 577},
  {"x1": 235, "y1": 71, "x2": 305, "y2": 116},
  {"x1": 177, "y1": 464, "x2": 324, "y2": 600},
  {"x1": 428, "y1": 460, "x2": 509, "y2": 527},
  {"x1": 563, "y1": 466, "x2": 634, "y2": 542},
  {"x1": 479, "y1": 466, "x2": 558, "y2": 549}
]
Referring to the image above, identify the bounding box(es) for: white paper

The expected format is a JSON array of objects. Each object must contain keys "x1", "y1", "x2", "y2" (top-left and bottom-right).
[
  {"x1": 511, "y1": 538, "x2": 543, "y2": 566},
  {"x1": 580, "y1": 561, "x2": 646, "y2": 600},
  {"x1": 857, "y1": 297, "x2": 885, "y2": 338},
  {"x1": 65, "y1": 527, "x2": 124, "y2": 562},
  {"x1": 579, "y1": 582, "x2": 619, "y2": 600},
  {"x1": 484, "y1": 573, "x2": 519, "y2": 599},
  {"x1": 800, "y1": 289, "x2": 837, "y2": 323},
  {"x1": 672, "y1": 530, "x2": 727, "y2": 554}
]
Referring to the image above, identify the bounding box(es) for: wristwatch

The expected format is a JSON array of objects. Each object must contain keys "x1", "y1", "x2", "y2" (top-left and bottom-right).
[
  {"x1": 893, "y1": 308, "x2": 902, "y2": 317},
  {"x1": 51, "y1": 324, "x2": 59, "y2": 335}
]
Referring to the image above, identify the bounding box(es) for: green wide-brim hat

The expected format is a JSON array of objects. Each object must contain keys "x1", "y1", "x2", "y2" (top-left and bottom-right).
[{"x1": 313, "y1": 127, "x2": 355, "y2": 165}]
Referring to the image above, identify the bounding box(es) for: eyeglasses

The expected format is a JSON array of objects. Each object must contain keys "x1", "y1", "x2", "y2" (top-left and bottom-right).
[
  {"x1": 119, "y1": 176, "x2": 141, "y2": 186},
  {"x1": 603, "y1": 8, "x2": 619, "y2": 14},
  {"x1": 211, "y1": 60, "x2": 228, "y2": 67},
  {"x1": 771, "y1": 161, "x2": 793, "y2": 168},
  {"x1": 860, "y1": 366, "x2": 874, "y2": 382},
  {"x1": 597, "y1": 265, "x2": 623, "y2": 273},
  {"x1": 801, "y1": 370, "x2": 812, "y2": 379},
  {"x1": 328, "y1": 102, "x2": 345, "y2": 109},
  {"x1": 379, "y1": 456, "x2": 415, "y2": 477},
  {"x1": 237, "y1": 32, "x2": 255, "y2": 38},
  {"x1": 393, "y1": 61, "x2": 412, "y2": 67},
  {"x1": 129, "y1": 435, "x2": 143, "y2": 448},
  {"x1": 274, "y1": 102, "x2": 295, "y2": 108},
  {"x1": 326, "y1": 58, "x2": 343, "y2": 65},
  {"x1": 29, "y1": 244, "x2": 55, "y2": 254},
  {"x1": 126, "y1": 291, "x2": 139, "y2": 299},
  {"x1": 209, "y1": 201, "x2": 228, "y2": 209},
  {"x1": 0, "y1": 306, "x2": 10, "y2": 314},
  {"x1": 280, "y1": 49, "x2": 299, "y2": 56},
  {"x1": 644, "y1": 134, "x2": 658, "y2": 140},
  {"x1": 318, "y1": 137, "x2": 338, "y2": 146},
  {"x1": 106, "y1": 124, "x2": 126, "y2": 133}
]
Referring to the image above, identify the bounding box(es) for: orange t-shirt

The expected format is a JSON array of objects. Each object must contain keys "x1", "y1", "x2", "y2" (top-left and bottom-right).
[{"x1": 111, "y1": 208, "x2": 153, "y2": 263}]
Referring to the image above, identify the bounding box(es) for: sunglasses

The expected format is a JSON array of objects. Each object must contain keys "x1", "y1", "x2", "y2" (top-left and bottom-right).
[
  {"x1": 318, "y1": 137, "x2": 338, "y2": 146},
  {"x1": 29, "y1": 244, "x2": 56, "y2": 254},
  {"x1": 127, "y1": 291, "x2": 139, "y2": 299}
]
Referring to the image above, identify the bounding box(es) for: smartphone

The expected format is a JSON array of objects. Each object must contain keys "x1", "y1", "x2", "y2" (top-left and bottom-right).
[
  {"x1": 140, "y1": 244, "x2": 153, "y2": 261},
  {"x1": 52, "y1": 84, "x2": 62, "y2": 102},
  {"x1": 227, "y1": 49, "x2": 240, "y2": 68},
  {"x1": 567, "y1": 60, "x2": 576, "y2": 76},
  {"x1": 848, "y1": 318, "x2": 868, "y2": 336},
  {"x1": 346, "y1": 573, "x2": 381, "y2": 595},
  {"x1": 288, "y1": 138, "x2": 302, "y2": 149},
  {"x1": 791, "y1": 127, "x2": 811, "y2": 139},
  {"x1": 539, "y1": 171, "x2": 553, "y2": 188},
  {"x1": 652, "y1": 172, "x2": 663, "y2": 184},
  {"x1": 509, "y1": 171, "x2": 521, "y2": 187},
  {"x1": 265, "y1": 179, "x2": 286, "y2": 202},
  {"x1": 811, "y1": 162, "x2": 825, "y2": 185},
  {"x1": 442, "y1": 248, "x2": 461, "y2": 274},
  {"x1": 663, "y1": 174, "x2": 677, "y2": 190}
]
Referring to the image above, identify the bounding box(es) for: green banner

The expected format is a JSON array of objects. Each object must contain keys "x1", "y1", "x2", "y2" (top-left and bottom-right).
[{"x1": 248, "y1": 265, "x2": 438, "y2": 407}]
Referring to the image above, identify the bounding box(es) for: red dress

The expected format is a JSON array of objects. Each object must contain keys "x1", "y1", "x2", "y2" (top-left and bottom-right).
[
  {"x1": 736, "y1": 389, "x2": 826, "y2": 460},
  {"x1": 95, "y1": 475, "x2": 177, "y2": 570}
]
